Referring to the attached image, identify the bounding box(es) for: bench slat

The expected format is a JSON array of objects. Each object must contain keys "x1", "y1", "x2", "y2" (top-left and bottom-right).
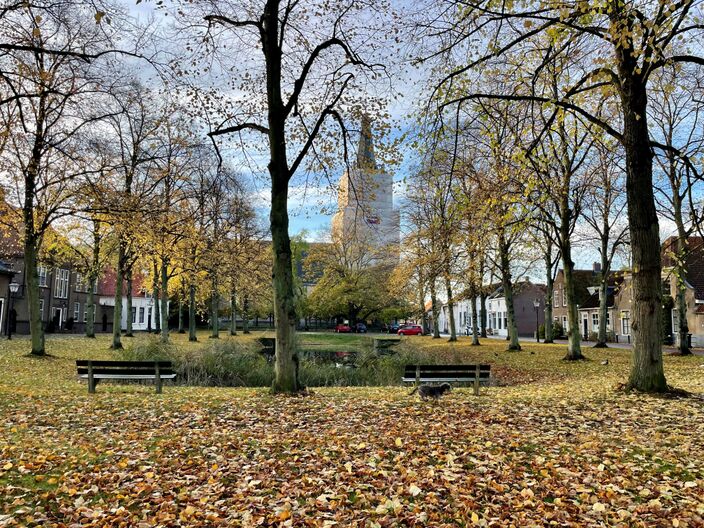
[
  {"x1": 402, "y1": 377, "x2": 491, "y2": 383},
  {"x1": 408, "y1": 373, "x2": 491, "y2": 379},
  {"x1": 77, "y1": 368, "x2": 175, "y2": 376},
  {"x1": 403, "y1": 364, "x2": 490, "y2": 372},
  {"x1": 78, "y1": 374, "x2": 177, "y2": 380},
  {"x1": 76, "y1": 360, "x2": 172, "y2": 367}
]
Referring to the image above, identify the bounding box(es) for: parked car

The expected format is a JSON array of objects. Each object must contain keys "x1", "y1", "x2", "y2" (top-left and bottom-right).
[
  {"x1": 335, "y1": 323, "x2": 352, "y2": 333},
  {"x1": 387, "y1": 323, "x2": 400, "y2": 334},
  {"x1": 354, "y1": 323, "x2": 367, "y2": 333},
  {"x1": 398, "y1": 324, "x2": 423, "y2": 336}
]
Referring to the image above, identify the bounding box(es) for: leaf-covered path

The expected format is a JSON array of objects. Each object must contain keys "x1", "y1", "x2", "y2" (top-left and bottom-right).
[{"x1": 1, "y1": 335, "x2": 703, "y2": 527}]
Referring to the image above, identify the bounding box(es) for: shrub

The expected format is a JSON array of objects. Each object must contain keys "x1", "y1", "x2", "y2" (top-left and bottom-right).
[
  {"x1": 552, "y1": 320, "x2": 564, "y2": 338},
  {"x1": 122, "y1": 337, "x2": 272, "y2": 387},
  {"x1": 121, "y1": 336, "x2": 475, "y2": 388}
]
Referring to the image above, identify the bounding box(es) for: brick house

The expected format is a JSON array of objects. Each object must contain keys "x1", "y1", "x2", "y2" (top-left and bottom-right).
[
  {"x1": 486, "y1": 279, "x2": 546, "y2": 338},
  {"x1": 0, "y1": 253, "x2": 115, "y2": 335},
  {"x1": 552, "y1": 264, "x2": 603, "y2": 335},
  {"x1": 576, "y1": 272, "x2": 626, "y2": 342},
  {"x1": 0, "y1": 260, "x2": 15, "y2": 336}
]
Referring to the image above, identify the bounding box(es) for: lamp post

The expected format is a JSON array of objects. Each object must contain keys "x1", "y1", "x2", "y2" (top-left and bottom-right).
[
  {"x1": 7, "y1": 282, "x2": 19, "y2": 340},
  {"x1": 533, "y1": 298, "x2": 540, "y2": 343}
]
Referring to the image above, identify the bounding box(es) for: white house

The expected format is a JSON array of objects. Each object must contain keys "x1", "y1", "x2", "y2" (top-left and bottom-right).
[
  {"x1": 436, "y1": 297, "x2": 484, "y2": 335},
  {"x1": 99, "y1": 293, "x2": 163, "y2": 331}
]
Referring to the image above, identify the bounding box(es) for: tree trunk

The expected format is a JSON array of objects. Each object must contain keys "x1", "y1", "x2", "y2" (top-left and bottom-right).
[
  {"x1": 86, "y1": 278, "x2": 96, "y2": 338},
  {"x1": 561, "y1": 246, "x2": 584, "y2": 360},
  {"x1": 544, "y1": 251, "x2": 554, "y2": 344},
  {"x1": 263, "y1": 0, "x2": 302, "y2": 393},
  {"x1": 445, "y1": 275, "x2": 457, "y2": 342},
  {"x1": 471, "y1": 287, "x2": 480, "y2": 346},
  {"x1": 673, "y1": 202, "x2": 691, "y2": 355},
  {"x1": 23, "y1": 92, "x2": 46, "y2": 356},
  {"x1": 418, "y1": 268, "x2": 428, "y2": 334},
  {"x1": 125, "y1": 267, "x2": 133, "y2": 337},
  {"x1": 111, "y1": 243, "x2": 125, "y2": 349},
  {"x1": 498, "y1": 231, "x2": 520, "y2": 350},
  {"x1": 188, "y1": 282, "x2": 197, "y2": 342},
  {"x1": 210, "y1": 274, "x2": 219, "y2": 339},
  {"x1": 243, "y1": 295, "x2": 250, "y2": 334},
  {"x1": 230, "y1": 291, "x2": 237, "y2": 336},
  {"x1": 178, "y1": 294, "x2": 184, "y2": 334},
  {"x1": 595, "y1": 233, "x2": 610, "y2": 348},
  {"x1": 616, "y1": 62, "x2": 667, "y2": 391},
  {"x1": 595, "y1": 276, "x2": 609, "y2": 348},
  {"x1": 160, "y1": 257, "x2": 169, "y2": 343},
  {"x1": 270, "y1": 175, "x2": 300, "y2": 391},
  {"x1": 480, "y1": 291, "x2": 488, "y2": 338},
  {"x1": 430, "y1": 278, "x2": 440, "y2": 338},
  {"x1": 86, "y1": 221, "x2": 99, "y2": 339},
  {"x1": 153, "y1": 260, "x2": 161, "y2": 335},
  {"x1": 24, "y1": 235, "x2": 44, "y2": 355}
]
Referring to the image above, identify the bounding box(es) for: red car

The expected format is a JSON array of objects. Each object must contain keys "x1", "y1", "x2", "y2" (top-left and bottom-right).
[
  {"x1": 398, "y1": 324, "x2": 423, "y2": 336},
  {"x1": 335, "y1": 324, "x2": 352, "y2": 333}
]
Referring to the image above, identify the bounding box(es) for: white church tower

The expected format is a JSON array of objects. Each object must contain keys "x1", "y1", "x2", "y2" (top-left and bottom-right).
[{"x1": 331, "y1": 116, "x2": 400, "y2": 256}]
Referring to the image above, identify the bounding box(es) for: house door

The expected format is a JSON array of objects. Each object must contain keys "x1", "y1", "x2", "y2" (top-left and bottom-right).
[
  {"x1": 52, "y1": 308, "x2": 63, "y2": 330},
  {"x1": 582, "y1": 318, "x2": 588, "y2": 340}
]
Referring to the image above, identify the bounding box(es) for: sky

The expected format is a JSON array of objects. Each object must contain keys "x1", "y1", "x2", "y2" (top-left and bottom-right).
[
  {"x1": 123, "y1": 0, "x2": 688, "y2": 277},
  {"x1": 126, "y1": 0, "x2": 423, "y2": 243}
]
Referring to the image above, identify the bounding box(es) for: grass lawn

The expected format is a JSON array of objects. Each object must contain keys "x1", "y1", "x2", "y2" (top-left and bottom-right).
[{"x1": 0, "y1": 332, "x2": 703, "y2": 527}]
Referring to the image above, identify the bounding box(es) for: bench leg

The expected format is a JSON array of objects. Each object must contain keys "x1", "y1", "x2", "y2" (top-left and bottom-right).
[
  {"x1": 155, "y1": 362, "x2": 162, "y2": 394},
  {"x1": 474, "y1": 364, "x2": 480, "y2": 396},
  {"x1": 88, "y1": 362, "x2": 96, "y2": 394}
]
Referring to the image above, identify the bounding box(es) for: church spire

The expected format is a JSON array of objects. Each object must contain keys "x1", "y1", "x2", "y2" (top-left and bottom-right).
[{"x1": 356, "y1": 115, "x2": 377, "y2": 170}]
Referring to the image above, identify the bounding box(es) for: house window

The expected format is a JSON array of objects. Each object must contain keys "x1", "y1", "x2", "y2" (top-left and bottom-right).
[
  {"x1": 38, "y1": 265, "x2": 48, "y2": 287},
  {"x1": 139, "y1": 307, "x2": 145, "y2": 324},
  {"x1": 592, "y1": 313, "x2": 599, "y2": 330},
  {"x1": 606, "y1": 312, "x2": 611, "y2": 329},
  {"x1": 74, "y1": 302, "x2": 80, "y2": 321},
  {"x1": 622, "y1": 312, "x2": 631, "y2": 335},
  {"x1": 562, "y1": 316, "x2": 568, "y2": 331},
  {"x1": 39, "y1": 299, "x2": 44, "y2": 319},
  {"x1": 54, "y1": 269, "x2": 69, "y2": 298},
  {"x1": 132, "y1": 307, "x2": 137, "y2": 324},
  {"x1": 554, "y1": 289, "x2": 559, "y2": 306},
  {"x1": 503, "y1": 314, "x2": 507, "y2": 329},
  {"x1": 562, "y1": 289, "x2": 567, "y2": 307},
  {"x1": 83, "y1": 306, "x2": 88, "y2": 322},
  {"x1": 77, "y1": 273, "x2": 93, "y2": 293}
]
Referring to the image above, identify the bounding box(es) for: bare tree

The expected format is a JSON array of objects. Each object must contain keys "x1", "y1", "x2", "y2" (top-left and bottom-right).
[
  {"x1": 421, "y1": 0, "x2": 704, "y2": 391},
  {"x1": 0, "y1": 3, "x2": 119, "y2": 355},
  {"x1": 650, "y1": 64, "x2": 704, "y2": 355},
  {"x1": 583, "y1": 136, "x2": 629, "y2": 348},
  {"x1": 174, "y1": 0, "x2": 390, "y2": 393}
]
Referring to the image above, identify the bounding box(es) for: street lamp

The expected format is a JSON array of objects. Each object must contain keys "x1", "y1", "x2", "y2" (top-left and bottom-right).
[
  {"x1": 7, "y1": 282, "x2": 19, "y2": 340},
  {"x1": 533, "y1": 298, "x2": 540, "y2": 343}
]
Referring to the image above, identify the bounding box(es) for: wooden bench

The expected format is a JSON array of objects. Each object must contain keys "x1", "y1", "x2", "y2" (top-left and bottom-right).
[
  {"x1": 402, "y1": 364, "x2": 491, "y2": 395},
  {"x1": 76, "y1": 360, "x2": 176, "y2": 394}
]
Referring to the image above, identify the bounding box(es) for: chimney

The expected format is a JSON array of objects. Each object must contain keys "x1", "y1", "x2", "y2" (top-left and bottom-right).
[{"x1": 593, "y1": 262, "x2": 602, "y2": 273}]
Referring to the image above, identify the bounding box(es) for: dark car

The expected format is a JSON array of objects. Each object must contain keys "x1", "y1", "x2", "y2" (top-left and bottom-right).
[
  {"x1": 335, "y1": 323, "x2": 352, "y2": 333},
  {"x1": 355, "y1": 323, "x2": 367, "y2": 333},
  {"x1": 398, "y1": 324, "x2": 423, "y2": 336},
  {"x1": 387, "y1": 323, "x2": 400, "y2": 334}
]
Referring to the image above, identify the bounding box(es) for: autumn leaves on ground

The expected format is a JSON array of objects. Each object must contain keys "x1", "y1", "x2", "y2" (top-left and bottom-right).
[{"x1": 1, "y1": 335, "x2": 703, "y2": 527}]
